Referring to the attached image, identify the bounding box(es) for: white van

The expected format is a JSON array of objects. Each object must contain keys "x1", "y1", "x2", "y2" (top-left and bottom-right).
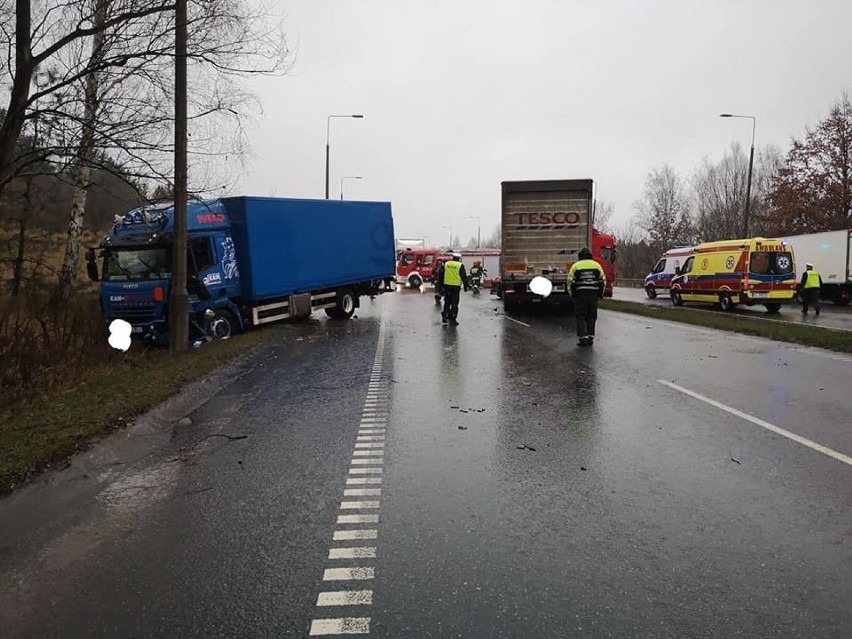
[{"x1": 644, "y1": 246, "x2": 694, "y2": 298}]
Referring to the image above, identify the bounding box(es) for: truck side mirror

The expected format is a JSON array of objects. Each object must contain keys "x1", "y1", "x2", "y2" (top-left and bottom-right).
[{"x1": 85, "y1": 248, "x2": 100, "y2": 281}]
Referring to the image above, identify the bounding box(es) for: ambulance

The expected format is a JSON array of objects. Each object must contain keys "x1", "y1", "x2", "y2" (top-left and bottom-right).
[
  {"x1": 669, "y1": 237, "x2": 797, "y2": 313},
  {"x1": 644, "y1": 246, "x2": 694, "y2": 298}
]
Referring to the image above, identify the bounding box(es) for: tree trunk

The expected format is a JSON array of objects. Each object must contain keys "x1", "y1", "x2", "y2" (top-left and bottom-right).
[
  {"x1": 0, "y1": 0, "x2": 34, "y2": 195},
  {"x1": 56, "y1": 0, "x2": 110, "y2": 302},
  {"x1": 11, "y1": 177, "x2": 34, "y2": 298}
]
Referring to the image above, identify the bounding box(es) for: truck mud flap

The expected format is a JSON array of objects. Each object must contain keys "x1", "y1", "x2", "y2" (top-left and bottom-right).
[{"x1": 289, "y1": 293, "x2": 313, "y2": 318}]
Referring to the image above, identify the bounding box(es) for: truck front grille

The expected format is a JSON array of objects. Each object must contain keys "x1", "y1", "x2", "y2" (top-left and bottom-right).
[{"x1": 112, "y1": 306, "x2": 157, "y2": 321}]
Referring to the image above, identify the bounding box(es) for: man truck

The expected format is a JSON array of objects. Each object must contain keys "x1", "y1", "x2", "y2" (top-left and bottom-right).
[
  {"x1": 86, "y1": 197, "x2": 397, "y2": 345},
  {"x1": 780, "y1": 229, "x2": 852, "y2": 306},
  {"x1": 496, "y1": 179, "x2": 594, "y2": 310}
]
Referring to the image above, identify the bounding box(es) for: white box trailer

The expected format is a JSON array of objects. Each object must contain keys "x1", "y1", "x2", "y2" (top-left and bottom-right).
[{"x1": 780, "y1": 229, "x2": 851, "y2": 305}]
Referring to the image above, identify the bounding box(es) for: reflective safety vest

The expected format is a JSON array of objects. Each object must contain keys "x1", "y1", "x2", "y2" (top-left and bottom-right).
[
  {"x1": 469, "y1": 265, "x2": 482, "y2": 278},
  {"x1": 568, "y1": 258, "x2": 606, "y2": 292},
  {"x1": 443, "y1": 260, "x2": 462, "y2": 286},
  {"x1": 803, "y1": 270, "x2": 821, "y2": 289}
]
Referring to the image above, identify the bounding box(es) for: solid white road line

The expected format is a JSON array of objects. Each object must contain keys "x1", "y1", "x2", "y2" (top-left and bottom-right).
[
  {"x1": 337, "y1": 514, "x2": 379, "y2": 524},
  {"x1": 309, "y1": 617, "x2": 371, "y2": 635},
  {"x1": 316, "y1": 590, "x2": 373, "y2": 607},
  {"x1": 344, "y1": 488, "x2": 381, "y2": 497},
  {"x1": 504, "y1": 315, "x2": 531, "y2": 327},
  {"x1": 333, "y1": 529, "x2": 378, "y2": 540},
  {"x1": 323, "y1": 567, "x2": 375, "y2": 581},
  {"x1": 329, "y1": 547, "x2": 377, "y2": 560},
  {"x1": 348, "y1": 468, "x2": 382, "y2": 475},
  {"x1": 346, "y1": 477, "x2": 382, "y2": 485},
  {"x1": 658, "y1": 380, "x2": 852, "y2": 467},
  {"x1": 340, "y1": 500, "x2": 380, "y2": 509}
]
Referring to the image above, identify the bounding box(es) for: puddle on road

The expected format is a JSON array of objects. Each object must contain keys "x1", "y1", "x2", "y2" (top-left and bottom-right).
[{"x1": 96, "y1": 461, "x2": 179, "y2": 516}]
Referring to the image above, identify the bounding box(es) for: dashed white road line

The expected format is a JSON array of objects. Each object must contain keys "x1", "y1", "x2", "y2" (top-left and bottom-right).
[
  {"x1": 316, "y1": 590, "x2": 373, "y2": 607},
  {"x1": 309, "y1": 617, "x2": 371, "y2": 636},
  {"x1": 329, "y1": 547, "x2": 377, "y2": 560},
  {"x1": 333, "y1": 529, "x2": 378, "y2": 540},
  {"x1": 658, "y1": 379, "x2": 852, "y2": 467},
  {"x1": 309, "y1": 324, "x2": 390, "y2": 637}
]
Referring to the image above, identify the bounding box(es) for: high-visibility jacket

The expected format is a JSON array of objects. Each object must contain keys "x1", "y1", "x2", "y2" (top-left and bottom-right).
[
  {"x1": 443, "y1": 260, "x2": 463, "y2": 286},
  {"x1": 802, "y1": 269, "x2": 821, "y2": 289},
  {"x1": 568, "y1": 258, "x2": 606, "y2": 294}
]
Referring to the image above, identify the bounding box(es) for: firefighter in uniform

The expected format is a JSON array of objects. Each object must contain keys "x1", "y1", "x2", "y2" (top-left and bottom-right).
[
  {"x1": 567, "y1": 247, "x2": 606, "y2": 346},
  {"x1": 800, "y1": 262, "x2": 822, "y2": 315},
  {"x1": 441, "y1": 253, "x2": 468, "y2": 325},
  {"x1": 432, "y1": 258, "x2": 445, "y2": 304}
]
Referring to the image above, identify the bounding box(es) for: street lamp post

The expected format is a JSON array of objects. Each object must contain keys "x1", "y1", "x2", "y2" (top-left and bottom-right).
[
  {"x1": 442, "y1": 225, "x2": 453, "y2": 248},
  {"x1": 340, "y1": 175, "x2": 362, "y2": 200},
  {"x1": 720, "y1": 113, "x2": 756, "y2": 237},
  {"x1": 325, "y1": 114, "x2": 364, "y2": 199},
  {"x1": 469, "y1": 215, "x2": 481, "y2": 248}
]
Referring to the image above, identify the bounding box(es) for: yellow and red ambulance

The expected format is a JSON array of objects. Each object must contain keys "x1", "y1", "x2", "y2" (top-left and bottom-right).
[{"x1": 669, "y1": 237, "x2": 797, "y2": 313}]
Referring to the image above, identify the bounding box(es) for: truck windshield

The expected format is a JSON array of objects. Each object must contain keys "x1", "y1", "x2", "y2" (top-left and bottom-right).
[
  {"x1": 103, "y1": 248, "x2": 171, "y2": 281},
  {"x1": 599, "y1": 247, "x2": 614, "y2": 262}
]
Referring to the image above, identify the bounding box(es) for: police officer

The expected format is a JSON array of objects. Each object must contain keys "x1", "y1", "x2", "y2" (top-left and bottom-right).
[
  {"x1": 568, "y1": 247, "x2": 606, "y2": 346},
  {"x1": 800, "y1": 262, "x2": 823, "y2": 315},
  {"x1": 442, "y1": 253, "x2": 468, "y2": 325}
]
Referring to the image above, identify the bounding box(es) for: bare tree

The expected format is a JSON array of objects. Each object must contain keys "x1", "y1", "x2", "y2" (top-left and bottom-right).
[
  {"x1": 634, "y1": 164, "x2": 692, "y2": 252},
  {"x1": 483, "y1": 224, "x2": 501, "y2": 248},
  {"x1": 593, "y1": 200, "x2": 614, "y2": 232}
]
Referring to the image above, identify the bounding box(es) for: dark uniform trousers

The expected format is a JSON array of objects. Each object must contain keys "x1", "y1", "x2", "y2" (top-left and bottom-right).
[
  {"x1": 443, "y1": 286, "x2": 461, "y2": 320},
  {"x1": 574, "y1": 290, "x2": 600, "y2": 338}
]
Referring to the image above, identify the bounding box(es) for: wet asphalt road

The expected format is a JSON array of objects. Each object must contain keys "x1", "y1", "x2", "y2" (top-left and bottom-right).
[
  {"x1": 1, "y1": 289, "x2": 851, "y2": 638},
  {"x1": 613, "y1": 285, "x2": 852, "y2": 332}
]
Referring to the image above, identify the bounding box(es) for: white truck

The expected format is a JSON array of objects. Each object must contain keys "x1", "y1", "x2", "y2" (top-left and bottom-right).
[{"x1": 780, "y1": 229, "x2": 852, "y2": 306}]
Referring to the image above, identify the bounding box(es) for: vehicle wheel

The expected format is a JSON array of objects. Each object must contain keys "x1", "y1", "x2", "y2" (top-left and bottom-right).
[
  {"x1": 646, "y1": 285, "x2": 657, "y2": 299},
  {"x1": 211, "y1": 309, "x2": 239, "y2": 339},
  {"x1": 765, "y1": 303, "x2": 781, "y2": 314},
  {"x1": 671, "y1": 290, "x2": 684, "y2": 306},
  {"x1": 330, "y1": 289, "x2": 357, "y2": 319},
  {"x1": 409, "y1": 274, "x2": 422, "y2": 288},
  {"x1": 719, "y1": 292, "x2": 734, "y2": 311}
]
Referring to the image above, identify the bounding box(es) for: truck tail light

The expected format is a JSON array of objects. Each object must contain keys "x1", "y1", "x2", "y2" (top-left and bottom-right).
[{"x1": 153, "y1": 286, "x2": 164, "y2": 302}]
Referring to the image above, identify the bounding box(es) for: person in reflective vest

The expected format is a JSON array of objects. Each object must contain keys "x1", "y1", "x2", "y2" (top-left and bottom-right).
[
  {"x1": 567, "y1": 247, "x2": 606, "y2": 346},
  {"x1": 442, "y1": 253, "x2": 468, "y2": 325},
  {"x1": 799, "y1": 262, "x2": 822, "y2": 315}
]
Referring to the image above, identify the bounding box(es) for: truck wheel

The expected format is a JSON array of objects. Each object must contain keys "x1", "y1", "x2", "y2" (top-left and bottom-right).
[
  {"x1": 408, "y1": 274, "x2": 422, "y2": 288},
  {"x1": 211, "y1": 309, "x2": 239, "y2": 339},
  {"x1": 330, "y1": 290, "x2": 357, "y2": 319},
  {"x1": 645, "y1": 285, "x2": 657, "y2": 299},
  {"x1": 671, "y1": 290, "x2": 684, "y2": 306},
  {"x1": 765, "y1": 303, "x2": 781, "y2": 314},
  {"x1": 719, "y1": 292, "x2": 734, "y2": 311}
]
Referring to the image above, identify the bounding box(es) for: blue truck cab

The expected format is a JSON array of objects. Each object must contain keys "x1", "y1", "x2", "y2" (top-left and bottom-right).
[{"x1": 86, "y1": 197, "x2": 396, "y2": 345}]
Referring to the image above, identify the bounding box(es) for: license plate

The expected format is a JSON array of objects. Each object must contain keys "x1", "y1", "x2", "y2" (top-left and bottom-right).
[
  {"x1": 751, "y1": 292, "x2": 768, "y2": 298},
  {"x1": 131, "y1": 326, "x2": 143, "y2": 333}
]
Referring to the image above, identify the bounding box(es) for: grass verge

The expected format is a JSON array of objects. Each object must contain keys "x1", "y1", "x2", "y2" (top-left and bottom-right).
[
  {"x1": 0, "y1": 329, "x2": 277, "y2": 493},
  {"x1": 600, "y1": 299, "x2": 852, "y2": 353}
]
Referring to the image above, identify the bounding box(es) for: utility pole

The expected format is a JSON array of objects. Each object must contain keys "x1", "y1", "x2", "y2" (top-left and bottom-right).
[{"x1": 169, "y1": 0, "x2": 189, "y2": 352}]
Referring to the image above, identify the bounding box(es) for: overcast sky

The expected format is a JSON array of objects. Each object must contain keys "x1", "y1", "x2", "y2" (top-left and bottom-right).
[{"x1": 233, "y1": 0, "x2": 852, "y2": 246}]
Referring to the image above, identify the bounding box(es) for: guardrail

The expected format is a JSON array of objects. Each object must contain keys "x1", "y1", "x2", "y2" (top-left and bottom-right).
[{"x1": 615, "y1": 279, "x2": 645, "y2": 288}]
